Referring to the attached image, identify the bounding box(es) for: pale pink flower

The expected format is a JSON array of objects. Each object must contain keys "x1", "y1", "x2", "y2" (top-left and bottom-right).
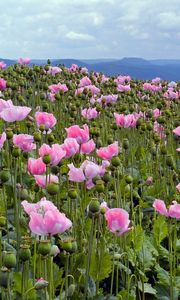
[
  {"x1": 68, "y1": 163, "x2": 86, "y2": 182},
  {"x1": 13, "y1": 134, "x2": 36, "y2": 152},
  {"x1": 173, "y1": 126, "x2": 180, "y2": 137},
  {"x1": 66, "y1": 124, "x2": 89, "y2": 144},
  {"x1": 0, "y1": 78, "x2": 7, "y2": 90},
  {"x1": 69, "y1": 64, "x2": 78, "y2": 72},
  {"x1": 22, "y1": 197, "x2": 57, "y2": 215},
  {"x1": 176, "y1": 148, "x2": 180, "y2": 152},
  {"x1": 39, "y1": 143, "x2": 66, "y2": 166},
  {"x1": 81, "y1": 108, "x2": 99, "y2": 120},
  {"x1": 49, "y1": 83, "x2": 68, "y2": 94},
  {"x1": 117, "y1": 84, "x2": 131, "y2": 92},
  {"x1": 22, "y1": 198, "x2": 72, "y2": 236},
  {"x1": 96, "y1": 142, "x2": 119, "y2": 160},
  {"x1": 152, "y1": 77, "x2": 161, "y2": 84},
  {"x1": 35, "y1": 112, "x2": 56, "y2": 129},
  {"x1": 0, "y1": 99, "x2": 13, "y2": 112},
  {"x1": 105, "y1": 208, "x2": 130, "y2": 236},
  {"x1": 61, "y1": 138, "x2": 79, "y2": 158},
  {"x1": 0, "y1": 61, "x2": 7, "y2": 69},
  {"x1": 48, "y1": 93, "x2": 56, "y2": 102},
  {"x1": 100, "y1": 201, "x2": 109, "y2": 212},
  {"x1": 168, "y1": 201, "x2": 180, "y2": 219},
  {"x1": 47, "y1": 66, "x2": 62, "y2": 75},
  {"x1": 79, "y1": 76, "x2": 92, "y2": 87},
  {"x1": 153, "y1": 121, "x2": 166, "y2": 139},
  {"x1": 34, "y1": 278, "x2": 48, "y2": 290},
  {"x1": 28, "y1": 158, "x2": 46, "y2": 175},
  {"x1": 80, "y1": 67, "x2": 88, "y2": 74},
  {"x1": 153, "y1": 108, "x2": 161, "y2": 119},
  {"x1": 153, "y1": 199, "x2": 168, "y2": 216},
  {"x1": 80, "y1": 139, "x2": 96, "y2": 154},
  {"x1": 0, "y1": 106, "x2": 31, "y2": 122},
  {"x1": 0, "y1": 132, "x2": 6, "y2": 149},
  {"x1": 34, "y1": 174, "x2": 59, "y2": 188},
  {"x1": 176, "y1": 183, "x2": 180, "y2": 193},
  {"x1": 97, "y1": 94, "x2": 118, "y2": 105},
  {"x1": 75, "y1": 85, "x2": 100, "y2": 96},
  {"x1": 114, "y1": 113, "x2": 137, "y2": 128},
  {"x1": 114, "y1": 75, "x2": 131, "y2": 84},
  {"x1": 18, "y1": 58, "x2": 30, "y2": 65},
  {"x1": 164, "y1": 88, "x2": 179, "y2": 100}
]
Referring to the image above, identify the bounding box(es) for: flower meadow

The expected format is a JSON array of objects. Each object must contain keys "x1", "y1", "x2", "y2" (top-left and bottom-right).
[{"x1": 0, "y1": 59, "x2": 179, "y2": 300}]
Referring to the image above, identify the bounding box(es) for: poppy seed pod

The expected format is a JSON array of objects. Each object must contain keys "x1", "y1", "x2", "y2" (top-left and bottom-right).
[
  {"x1": 38, "y1": 240, "x2": 51, "y2": 256},
  {"x1": 3, "y1": 252, "x2": 17, "y2": 269}
]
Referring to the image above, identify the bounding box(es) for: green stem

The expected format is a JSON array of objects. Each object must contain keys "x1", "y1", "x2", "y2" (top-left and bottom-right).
[{"x1": 84, "y1": 217, "x2": 95, "y2": 299}]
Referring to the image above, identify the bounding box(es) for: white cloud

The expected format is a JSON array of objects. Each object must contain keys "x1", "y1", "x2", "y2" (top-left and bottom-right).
[
  {"x1": 66, "y1": 31, "x2": 95, "y2": 41},
  {"x1": 0, "y1": 0, "x2": 180, "y2": 59}
]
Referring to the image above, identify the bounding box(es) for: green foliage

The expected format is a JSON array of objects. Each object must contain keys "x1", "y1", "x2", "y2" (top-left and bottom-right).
[
  {"x1": 153, "y1": 215, "x2": 168, "y2": 245},
  {"x1": 90, "y1": 250, "x2": 113, "y2": 282},
  {"x1": 13, "y1": 272, "x2": 36, "y2": 299}
]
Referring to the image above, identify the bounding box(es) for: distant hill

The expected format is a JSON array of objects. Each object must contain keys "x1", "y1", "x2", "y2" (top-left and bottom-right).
[{"x1": 1, "y1": 57, "x2": 180, "y2": 80}]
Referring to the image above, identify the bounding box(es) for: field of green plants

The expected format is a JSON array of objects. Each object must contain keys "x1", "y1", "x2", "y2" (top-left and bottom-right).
[{"x1": 0, "y1": 59, "x2": 179, "y2": 299}]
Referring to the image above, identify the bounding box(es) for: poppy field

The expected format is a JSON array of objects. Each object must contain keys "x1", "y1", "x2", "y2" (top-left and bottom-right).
[{"x1": 0, "y1": 58, "x2": 180, "y2": 299}]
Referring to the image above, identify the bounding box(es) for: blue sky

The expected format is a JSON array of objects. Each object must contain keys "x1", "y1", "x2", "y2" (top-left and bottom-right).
[{"x1": 1, "y1": 0, "x2": 180, "y2": 59}]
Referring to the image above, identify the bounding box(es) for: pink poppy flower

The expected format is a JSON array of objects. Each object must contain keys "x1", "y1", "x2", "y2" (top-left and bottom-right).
[
  {"x1": 13, "y1": 134, "x2": 36, "y2": 152},
  {"x1": 79, "y1": 76, "x2": 92, "y2": 87},
  {"x1": 66, "y1": 124, "x2": 89, "y2": 144},
  {"x1": 96, "y1": 142, "x2": 119, "y2": 160},
  {"x1": 47, "y1": 66, "x2": 62, "y2": 75},
  {"x1": 153, "y1": 108, "x2": 161, "y2": 119},
  {"x1": 48, "y1": 83, "x2": 68, "y2": 94},
  {"x1": 80, "y1": 67, "x2": 88, "y2": 74},
  {"x1": 173, "y1": 126, "x2": 180, "y2": 137},
  {"x1": 35, "y1": 112, "x2": 56, "y2": 129},
  {"x1": 164, "y1": 88, "x2": 179, "y2": 100},
  {"x1": 22, "y1": 198, "x2": 72, "y2": 236},
  {"x1": 18, "y1": 58, "x2": 30, "y2": 65},
  {"x1": 29, "y1": 210, "x2": 72, "y2": 235},
  {"x1": 0, "y1": 61, "x2": 7, "y2": 69},
  {"x1": 39, "y1": 143, "x2": 66, "y2": 166},
  {"x1": 80, "y1": 139, "x2": 96, "y2": 154},
  {"x1": 176, "y1": 148, "x2": 180, "y2": 152},
  {"x1": 117, "y1": 84, "x2": 131, "y2": 92},
  {"x1": 28, "y1": 158, "x2": 46, "y2": 175},
  {"x1": 153, "y1": 121, "x2": 166, "y2": 139},
  {"x1": 69, "y1": 64, "x2": 78, "y2": 72},
  {"x1": 0, "y1": 99, "x2": 13, "y2": 112},
  {"x1": 0, "y1": 132, "x2": 6, "y2": 149},
  {"x1": 34, "y1": 174, "x2": 59, "y2": 188},
  {"x1": 114, "y1": 113, "x2": 137, "y2": 128},
  {"x1": 153, "y1": 199, "x2": 168, "y2": 216},
  {"x1": 176, "y1": 183, "x2": 180, "y2": 193},
  {"x1": 105, "y1": 208, "x2": 130, "y2": 236},
  {"x1": 97, "y1": 94, "x2": 118, "y2": 105},
  {"x1": 22, "y1": 197, "x2": 57, "y2": 215},
  {"x1": 114, "y1": 75, "x2": 131, "y2": 84},
  {"x1": 81, "y1": 108, "x2": 99, "y2": 120},
  {"x1": 0, "y1": 78, "x2": 7, "y2": 90},
  {"x1": 61, "y1": 138, "x2": 79, "y2": 158},
  {"x1": 67, "y1": 163, "x2": 86, "y2": 182},
  {"x1": 168, "y1": 201, "x2": 180, "y2": 219},
  {"x1": 0, "y1": 106, "x2": 31, "y2": 122},
  {"x1": 152, "y1": 77, "x2": 161, "y2": 84},
  {"x1": 48, "y1": 93, "x2": 56, "y2": 102}
]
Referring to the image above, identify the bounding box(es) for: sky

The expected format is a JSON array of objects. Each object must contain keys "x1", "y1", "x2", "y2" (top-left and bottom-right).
[{"x1": 0, "y1": 0, "x2": 180, "y2": 60}]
